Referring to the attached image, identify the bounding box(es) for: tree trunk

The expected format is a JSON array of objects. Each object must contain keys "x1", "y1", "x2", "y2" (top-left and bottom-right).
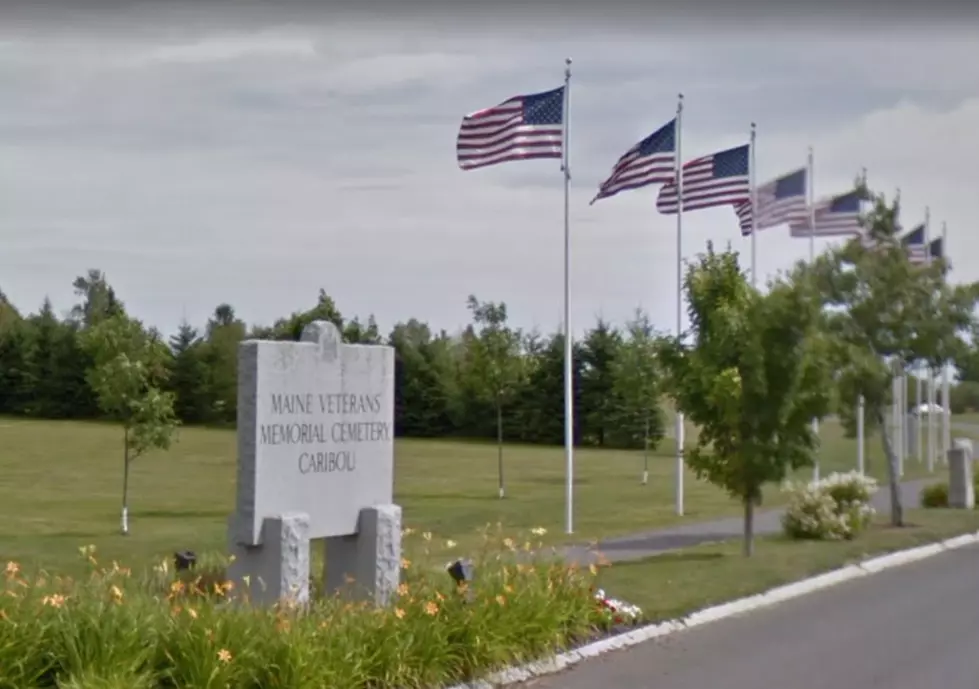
[
  {"x1": 642, "y1": 416, "x2": 649, "y2": 485},
  {"x1": 875, "y1": 405, "x2": 904, "y2": 527},
  {"x1": 121, "y1": 426, "x2": 131, "y2": 535},
  {"x1": 496, "y1": 397, "x2": 505, "y2": 499},
  {"x1": 742, "y1": 498, "x2": 755, "y2": 557}
]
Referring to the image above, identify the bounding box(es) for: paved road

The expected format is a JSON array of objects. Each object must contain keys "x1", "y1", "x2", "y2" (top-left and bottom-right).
[
  {"x1": 526, "y1": 542, "x2": 979, "y2": 688},
  {"x1": 563, "y1": 478, "x2": 930, "y2": 565}
]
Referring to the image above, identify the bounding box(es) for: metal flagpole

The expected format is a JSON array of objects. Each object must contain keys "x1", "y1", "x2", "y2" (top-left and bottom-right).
[
  {"x1": 941, "y1": 220, "x2": 951, "y2": 460},
  {"x1": 748, "y1": 122, "x2": 758, "y2": 287},
  {"x1": 674, "y1": 93, "x2": 685, "y2": 517},
  {"x1": 858, "y1": 166, "x2": 867, "y2": 473},
  {"x1": 925, "y1": 206, "x2": 936, "y2": 473},
  {"x1": 807, "y1": 146, "x2": 820, "y2": 482},
  {"x1": 562, "y1": 57, "x2": 574, "y2": 534},
  {"x1": 857, "y1": 395, "x2": 865, "y2": 474},
  {"x1": 916, "y1": 368, "x2": 923, "y2": 461},
  {"x1": 891, "y1": 376, "x2": 902, "y2": 477}
]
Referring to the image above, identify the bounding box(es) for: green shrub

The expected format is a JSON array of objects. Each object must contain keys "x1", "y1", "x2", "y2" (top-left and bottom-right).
[
  {"x1": 1, "y1": 531, "x2": 633, "y2": 689},
  {"x1": 781, "y1": 471, "x2": 878, "y2": 540},
  {"x1": 920, "y1": 482, "x2": 950, "y2": 508}
]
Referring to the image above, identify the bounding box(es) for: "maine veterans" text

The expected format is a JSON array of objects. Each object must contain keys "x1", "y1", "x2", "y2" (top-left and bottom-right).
[{"x1": 260, "y1": 393, "x2": 390, "y2": 474}]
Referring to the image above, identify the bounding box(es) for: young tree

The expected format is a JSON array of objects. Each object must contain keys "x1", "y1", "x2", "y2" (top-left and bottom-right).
[
  {"x1": 809, "y1": 189, "x2": 979, "y2": 526},
  {"x1": 80, "y1": 314, "x2": 179, "y2": 535},
  {"x1": 658, "y1": 244, "x2": 832, "y2": 556},
  {"x1": 610, "y1": 309, "x2": 664, "y2": 483},
  {"x1": 465, "y1": 295, "x2": 523, "y2": 499}
]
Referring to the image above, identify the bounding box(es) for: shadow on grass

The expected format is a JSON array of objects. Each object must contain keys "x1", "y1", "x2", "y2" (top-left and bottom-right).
[
  {"x1": 139, "y1": 509, "x2": 228, "y2": 519},
  {"x1": 599, "y1": 533, "x2": 736, "y2": 552},
  {"x1": 524, "y1": 476, "x2": 593, "y2": 486},
  {"x1": 398, "y1": 492, "x2": 503, "y2": 502},
  {"x1": 611, "y1": 550, "x2": 726, "y2": 569}
]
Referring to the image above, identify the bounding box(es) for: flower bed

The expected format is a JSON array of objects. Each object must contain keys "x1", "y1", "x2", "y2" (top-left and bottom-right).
[{"x1": 1, "y1": 529, "x2": 644, "y2": 689}]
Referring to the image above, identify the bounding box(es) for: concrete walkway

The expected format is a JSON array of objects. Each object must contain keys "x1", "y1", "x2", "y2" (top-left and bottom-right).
[{"x1": 563, "y1": 478, "x2": 931, "y2": 565}]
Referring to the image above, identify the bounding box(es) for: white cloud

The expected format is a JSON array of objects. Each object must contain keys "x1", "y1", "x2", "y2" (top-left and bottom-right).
[
  {"x1": 0, "y1": 17, "x2": 977, "y2": 340},
  {"x1": 137, "y1": 33, "x2": 319, "y2": 64}
]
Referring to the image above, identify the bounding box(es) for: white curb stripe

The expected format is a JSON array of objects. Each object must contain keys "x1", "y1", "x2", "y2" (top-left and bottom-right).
[{"x1": 445, "y1": 530, "x2": 979, "y2": 689}]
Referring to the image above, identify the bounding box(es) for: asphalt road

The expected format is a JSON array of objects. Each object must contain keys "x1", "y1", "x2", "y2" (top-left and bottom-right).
[{"x1": 525, "y1": 543, "x2": 979, "y2": 688}]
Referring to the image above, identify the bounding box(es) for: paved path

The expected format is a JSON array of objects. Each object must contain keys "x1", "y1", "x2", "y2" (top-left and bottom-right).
[
  {"x1": 563, "y1": 479, "x2": 930, "y2": 565},
  {"x1": 527, "y1": 541, "x2": 979, "y2": 688}
]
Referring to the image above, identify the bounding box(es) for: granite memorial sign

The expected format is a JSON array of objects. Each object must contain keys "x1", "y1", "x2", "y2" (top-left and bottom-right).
[{"x1": 226, "y1": 320, "x2": 401, "y2": 607}]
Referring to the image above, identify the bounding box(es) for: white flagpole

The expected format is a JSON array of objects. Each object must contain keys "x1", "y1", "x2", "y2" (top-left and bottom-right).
[
  {"x1": 941, "y1": 220, "x2": 951, "y2": 460},
  {"x1": 748, "y1": 122, "x2": 758, "y2": 287},
  {"x1": 857, "y1": 166, "x2": 867, "y2": 475},
  {"x1": 925, "y1": 206, "x2": 936, "y2": 473},
  {"x1": 674, "y1": 93, "x2": 685, "y2": 517},
  {"x1": 896, "y1": 189, "x2": 906, "y2": 476},
  {"x1": 562, "y1": 58, "x2": 574, "y2": 534},
  {"x1": 807, "y1": 146, "x2": 820, "y2": 482},
  {"x1": 916, "y1": 368, "x2": 923, "y2": 461},
  {"x1": 857, "y1": 395, "x2": 865, "y2": 474}
]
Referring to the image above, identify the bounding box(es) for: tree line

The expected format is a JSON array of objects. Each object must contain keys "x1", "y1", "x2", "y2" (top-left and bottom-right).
[{"x1": 0, "y1": 271, "x2": 664, "y2": 450}]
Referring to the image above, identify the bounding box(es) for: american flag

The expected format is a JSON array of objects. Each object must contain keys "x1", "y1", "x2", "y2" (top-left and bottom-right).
[
  {"x1": 591, "y1": 118, "x2": 676, "y2": 205},
  {"x1": 902, "y1": 224, "x2": 928, "y2": 264},
  {"x1": 734, "y1": 167, "x2": 808, "y2": 236},
  {"x1": 656, "y1": 144, "x2": 750, "y2": 214},
  {"x1": 456, "y1": 86, "x2": 564, "y2": 171},
  {"x1": 788, "y1": 190, "x2": 863, "y2": 238}
]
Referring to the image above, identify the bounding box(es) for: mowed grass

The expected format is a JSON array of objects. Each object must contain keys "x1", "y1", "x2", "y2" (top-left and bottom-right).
[
  {"x1": 0, "y1": 416, "x2": 960, "y2": 575},
  {"x1": 598, "y1": 508, "x2": 979, "y2": 619}
]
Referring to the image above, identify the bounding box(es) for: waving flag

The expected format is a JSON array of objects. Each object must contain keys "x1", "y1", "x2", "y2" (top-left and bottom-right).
[
  {"x1": 656, "y1": 144, "x2": 750, "y2": 214},
  {"x1": 734, "y1": 167, "x2": 807, "y2": 236},
  {"x1": 902, "y1": 224, "x2": 928, "y2": 264},
  {"x1": 789, "y1": 190, "x2": 862, "y2": 238},
  {"x1": 591, "y1": 118, "x2": 676, "y2": 204},
  {"x1": 456, "y1": 86, "x2": 564, "y2": 171}
]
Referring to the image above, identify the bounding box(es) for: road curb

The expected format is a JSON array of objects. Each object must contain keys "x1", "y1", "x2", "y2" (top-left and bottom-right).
[{"x1": 446, "y1": 530, "x2": 979, "y2": 689}]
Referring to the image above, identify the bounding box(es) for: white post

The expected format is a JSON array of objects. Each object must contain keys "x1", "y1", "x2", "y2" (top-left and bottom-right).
[
  {"x1": 857, "y1": 395, "x2": 865, "y2": 475},
  {"x1": 562, "y1": 58, "x2": 574, "y2": 534},
  {"x1": 898, "y1": 374, "x2": 905, "y2": 478},
  {"x1": 916, "y1": 370, "x2": 923, "y2": 461},
  {"x1": 674, "y1": 93, "x2": 685, "y2": 517}
]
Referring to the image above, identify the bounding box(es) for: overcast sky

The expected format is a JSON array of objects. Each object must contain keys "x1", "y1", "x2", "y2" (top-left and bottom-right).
[{"x1": 1, "y1": 4, "x2": 977, "y2": 339}]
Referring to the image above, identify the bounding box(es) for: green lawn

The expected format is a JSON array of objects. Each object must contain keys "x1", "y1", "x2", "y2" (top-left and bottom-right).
[{"x1": 0, "y1": 416, "x2": 959, "y2": 574}]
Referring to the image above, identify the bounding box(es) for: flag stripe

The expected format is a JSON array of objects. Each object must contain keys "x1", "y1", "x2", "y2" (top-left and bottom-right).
[
  {"x1": 456, "y1": 87, "x2": 564, "y2": 171},
  {"x1": 788, "y1": 190, "x2": 863, "y2": 238},
  {"x1": 592, "y1": 118, "x2": 677, "y2": 203},
  {"x1": 736, "y1": 167, "x2": 808, "y2": 235},
  {"x1": 656, "y1": 147, "x2": 750, "y2": 214}
]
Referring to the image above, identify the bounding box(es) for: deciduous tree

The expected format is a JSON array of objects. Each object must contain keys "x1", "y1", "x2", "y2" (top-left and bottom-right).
[
  {"x1": 658, "y1": 244, "x2": 832, "y2": 556},
  {"x1": 610, "y1": 309, "x2": 664, "y2": 483},
  {"x1": 809, "y1": 188, "x2": 979, "y2": 526},
  {"x1": 80, "y1": 314, "x2": 179, "y2": 534},
  {"x1": 465, "y1": 295, "x2": 523, "y2": 499}
]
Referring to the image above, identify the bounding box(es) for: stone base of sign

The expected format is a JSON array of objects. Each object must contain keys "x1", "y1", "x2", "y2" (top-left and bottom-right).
[
  {"x1": 947, "y1": 438, "x2": 975, "y2": 509},
  {"x1": 323, "y1": 504, "x2": 402, "y2": 607},
  {"x1": 226, "y1": 513, "x2": 311, "y2": 607}
]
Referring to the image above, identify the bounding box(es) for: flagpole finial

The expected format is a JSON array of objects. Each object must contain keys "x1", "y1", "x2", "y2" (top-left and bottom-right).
[
  {"x1": 677, "y1": 93, "x2": 684, "y2": 114},
  {"x1": 565, "y1": 57, "x2": 572, "y2": 76}
]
